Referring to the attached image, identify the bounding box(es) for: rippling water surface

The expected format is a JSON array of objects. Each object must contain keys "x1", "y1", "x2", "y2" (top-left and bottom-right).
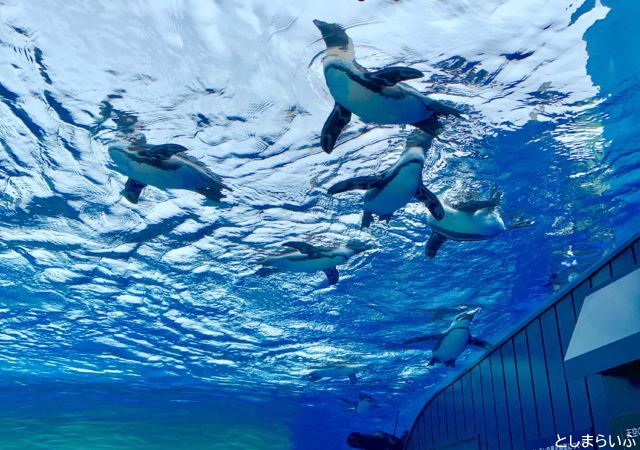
[{"x1": 0, "y1": 0, "x2": 638, "y2": 448}]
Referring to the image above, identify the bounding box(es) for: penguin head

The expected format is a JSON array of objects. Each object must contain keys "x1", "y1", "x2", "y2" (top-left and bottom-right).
[
  {"x1": 313, "y1": 20, "x2": 351, "y2": 50},
  {"x1": 455, "y1": 307, "x2": 480, "y2": 323},
  {"x1": 400, "y1": 145, "x2": 426, "y2": 166},
  {"x1": 302, "y1": 369, "x2": 323, "y2": 382},
  {"x1": 347, "y1": 432, "x2": 366, "y2": 448},
  {"x1": 405, "y1": 130, "x2": 435, "y2": 151}
]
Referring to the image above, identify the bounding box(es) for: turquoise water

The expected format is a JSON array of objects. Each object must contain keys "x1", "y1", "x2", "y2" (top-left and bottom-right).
[{"x1": 0, "y1": 0, "x2": 638, "y2": 449}]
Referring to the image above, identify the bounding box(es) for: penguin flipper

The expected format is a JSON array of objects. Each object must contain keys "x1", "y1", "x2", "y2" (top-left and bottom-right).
[
  {"x1": 366, "y1": 66, "x2": 423, "y2": 87},
  {"x1": 321, "y1": 103, "x2": 352, "y2": 154},
  {"x1": 139, "y1": 143, "x2": 188, "y2": 159},
  {"x1": 328, "y1": 175, "x2": 383, "y2": 195},
  {"x1": 415, "y1": 184, "x2": 444, "y2": 220},
  {"x1": 426, "y1": 232, "x2": 448, "y2": 258},
  {"x1": 348, "y1": 373, "x2": 357, "y2": 385},
  {"x1": 469, "y1": 336, "x2": 492, "y2": 350},
  {"x1": 361, "y1": 211, "x2": 374, "y2": 228},
  {"x1": 380, "y1": 213, "x2": 393, "y2": 224},
  {"x1": 282, "y1": 241, "x2": 322, "y2": 256},
  {"x1": 403, "y1": 334, "x2": 441, "y2": 346},
  {"x1": 323, "y1": 267, "x2": 339, "y2": 286},
  {"x1": 122, "y1": 178, "x2": 146, "y2": 204}
]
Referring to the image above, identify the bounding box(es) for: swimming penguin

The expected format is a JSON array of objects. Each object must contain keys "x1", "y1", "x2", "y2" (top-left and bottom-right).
[
  {"x1": 108, "y1": 142, "x2": 229, "y2": 204},
  {"x1": 341, "y1": 394, "x2": 377, "y2": 414},
  {"x1": 257, "y1": 240, "x2": 372, "y2": 286},
  {"x1": 424, "y1": 191, "x2": 534, "y2": 258},
  {"x1": 403, "y1": 308, "x2": 491, "y2": 367},
  {"x1": 328, "y1": 130, "x2": 444, "y2": 227},
  {"x1": 313, "y1": 20, "x2": 461, "y2": 154},
  {"x1": 304, "y1": 363, "x2": 367, "y2": 385},
  {"x1": 347, "y1": 431, "x2": 403, "y2": 450}
]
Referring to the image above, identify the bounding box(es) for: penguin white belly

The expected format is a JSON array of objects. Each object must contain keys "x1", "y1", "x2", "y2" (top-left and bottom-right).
[
  {"x1": 115, "y1": 158, "x2": 205, "y2": 190},
  {"x1": 269, "y1": 255, "x2": 344, "y2": 273},
  {"x1": 325, "y1": 67, "x2": 428, "y2": 124},
  {"x1": 428, "y1": 206, "x2": 505, "y2": 241},
  {"x1": 365, "y1": 164, "x2": 421, "y2": 215},
  {"x1": 433, "y1": 328, "x2": 470, "y2": 362}
]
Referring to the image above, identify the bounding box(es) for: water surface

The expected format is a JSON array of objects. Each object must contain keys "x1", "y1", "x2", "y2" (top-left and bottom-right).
[{"x1": 0, "y1": 0, "x2": 638, "y2": 448}]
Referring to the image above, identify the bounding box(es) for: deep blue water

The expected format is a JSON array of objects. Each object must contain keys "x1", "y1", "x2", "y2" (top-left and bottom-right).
[{"x1": 0, "y1": 0, "x2": 638, "y2": 449}]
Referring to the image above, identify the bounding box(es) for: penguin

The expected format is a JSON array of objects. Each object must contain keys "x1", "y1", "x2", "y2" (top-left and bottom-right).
[
  {"x1": 328, "y1": 130, "x2": 444, "y2": 227},
  {"x1": 303, "y1": 363, "x2": 367, "y2": 385},
  {"x1": 313, "y1": 20, "x2": 461, "y2": 154},
  {"x1": 341, "y1": 394, "x2": 377, "y2": 414},
  {"x1": 424, "y1": 191, "x2": 534, "y2": 258},
  {"x1": 403, "y1": 308, "x2": 491, "y2": 367},
  {"x1": 347, "y1": 431, "x2": 403, "y2": 450},
  {"x1": 257, "y1": 240, "x2": 372, "y2": 286},
  {"x1": 108, "y1": 142, "x2": 229, "y2": 204}
]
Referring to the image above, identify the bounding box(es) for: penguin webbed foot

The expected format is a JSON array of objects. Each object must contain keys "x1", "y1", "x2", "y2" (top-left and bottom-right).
[
  {"x1": 122, "y1": 178, "x2": 146, "y2": 204},
  {"x1": 361, "y1": 212, "x2": 374, "y2": 229},
  {"x1": 323, "y1": 267, "x2": 339, "y2": 286},
  {"x1": 426, "y1": 232, "x2": 447, "y2": 258}
]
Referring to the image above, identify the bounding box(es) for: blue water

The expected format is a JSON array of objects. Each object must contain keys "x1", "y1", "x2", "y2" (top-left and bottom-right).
[{"x1": 0, "y1": 0, "x2": 638, "y2": 449}]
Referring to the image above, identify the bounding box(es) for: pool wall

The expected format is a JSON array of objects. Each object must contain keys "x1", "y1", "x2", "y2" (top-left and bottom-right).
[{"x1": 404, "y1": 232, "x2": 640, "y2": 450}]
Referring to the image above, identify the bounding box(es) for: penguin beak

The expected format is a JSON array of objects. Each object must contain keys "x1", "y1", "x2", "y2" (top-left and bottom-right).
[
  {"x1": 461, "y1": 308, "x2": 480, "y2": 321},
  {"x1": 313, "y1": 19, "x2": 329, "y2": 31}
]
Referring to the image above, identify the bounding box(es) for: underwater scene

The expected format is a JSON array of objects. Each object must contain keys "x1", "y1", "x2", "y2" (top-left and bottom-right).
[{"x1": 0, "y1": 0, "x2": 638, "y2": 449}]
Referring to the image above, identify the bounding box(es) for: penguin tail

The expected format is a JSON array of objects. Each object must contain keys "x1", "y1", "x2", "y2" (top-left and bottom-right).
[
  {"x1": 424, "y1": 97, "x2": 463, "y2": 117},
  {"x1": 198, "y1": 187, "x2": 225, "y2": 203},
  {"x1": 413, "y1": 99, "x2": 463, "y2": 136}
]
